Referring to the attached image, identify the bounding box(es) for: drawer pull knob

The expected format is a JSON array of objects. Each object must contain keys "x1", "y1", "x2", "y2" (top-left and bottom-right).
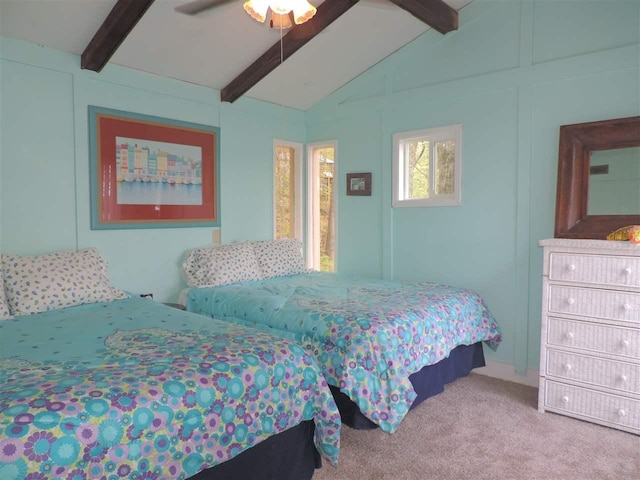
[
  {"x1": 621, "y1": 339, "x2": 630, "y2": 348},
  {"x1": 566, "y1": 298, "x2": 575, "y2": 305},
  {"x1": 617, "y1": 409, "x2": 626, "y2": 417},
  {"x1": 622, "y1": 303, "x2": 631, "y2": 311},
  {"x1": 561, "y1": 396, "x2": 569, "y2": 403},
  {"x1": 563, "y1": 364, "x2": 572, "y2": 372},
  {"x1": 565, "y1": 332, "x2": 574, "y2": 340},
  {"x1": 623, "y1": 267, "x2": 632, "y2": 275},
  {"x1": 618, "y1": 374, "x2": 628, "y2": 383},
  {"x1": 567, "y1": 264, "x2": 576, "y2": 271}
]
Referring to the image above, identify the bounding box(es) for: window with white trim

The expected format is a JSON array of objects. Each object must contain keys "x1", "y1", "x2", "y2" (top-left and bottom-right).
[
  {"x1": 273, "y1": 140, "x2": 302, "y2": 240},
  {"x1": 393, "y1": 124, "x2": 462, "y2": 207}
]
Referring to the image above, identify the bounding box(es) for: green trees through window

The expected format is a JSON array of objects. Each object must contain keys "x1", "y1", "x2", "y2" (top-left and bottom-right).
[{"x1": 393, "y1": 125, "x2": 462, "y2": 207}]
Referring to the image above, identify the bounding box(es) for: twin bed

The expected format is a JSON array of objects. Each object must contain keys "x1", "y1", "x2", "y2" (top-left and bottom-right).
[
  {"x1": 182, "y1": 239, "x2": 503, "y2": 433},
  {"x1": 0, "y1": 248, "x2": 340, "y2": 479}
]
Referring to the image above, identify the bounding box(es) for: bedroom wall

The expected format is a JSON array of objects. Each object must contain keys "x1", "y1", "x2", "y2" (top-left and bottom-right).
[
  {"x1": 306, "y1": 0, "x2": 640, "y2": 379},
  {"x1": 0, "y1": 37, "x2": 305, "y2": 302}
]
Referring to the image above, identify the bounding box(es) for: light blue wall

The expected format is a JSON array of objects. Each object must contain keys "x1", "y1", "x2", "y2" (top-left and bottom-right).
[
  {"x1": 306, "y1": 0, "x2": 640, "y2": 374},
  {"x1": 1, "y1": 0, "x2": 639, "y2": 377},
  {"x1": 0, "y1": 37, "x2": 304, "y2": 302}
]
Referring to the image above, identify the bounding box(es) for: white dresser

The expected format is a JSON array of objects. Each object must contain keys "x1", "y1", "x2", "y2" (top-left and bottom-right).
[{"x1": 538, "y1": 238, "x2": 640, "y2": 434}]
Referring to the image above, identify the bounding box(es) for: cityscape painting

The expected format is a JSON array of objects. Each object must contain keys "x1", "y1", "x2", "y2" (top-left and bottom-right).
[
  {"x1": 115, "y1": 137, "x2": 203, "y2": 206},
  {"x1": 89, "y1": 106, "x2": 220, "y2": 229}
]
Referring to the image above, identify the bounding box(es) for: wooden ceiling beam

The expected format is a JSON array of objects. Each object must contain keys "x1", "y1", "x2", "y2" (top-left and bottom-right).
[
  {"x1": 388, "y1": 0, "x2": 458, "y2": 34},
  {"x1": 221, "y1": 0, "x2": 360, "y2": 104},
  {"x1": 81, "y1": 0, "x2": 157, "y2": 72}
]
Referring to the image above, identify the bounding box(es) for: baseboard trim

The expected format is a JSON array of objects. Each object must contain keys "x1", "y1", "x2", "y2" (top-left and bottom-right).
[{"x1": 473, "y1": 360, "x2": 539, "y2": 388}]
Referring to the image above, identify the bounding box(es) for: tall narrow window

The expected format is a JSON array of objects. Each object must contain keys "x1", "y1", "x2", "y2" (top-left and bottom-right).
[
  {"x1": 393, "y1": 124, "x2": 462, "y2": 207},
  {"x1": 274, "y1": 140, "x2": 302, "y2": 240},
  {"x1": 307, "y1": 142, "x2": 337, "y2": 272}
]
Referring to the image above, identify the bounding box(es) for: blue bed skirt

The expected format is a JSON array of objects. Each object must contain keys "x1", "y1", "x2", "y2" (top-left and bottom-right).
[
  {"x1": 330, "y1": 342, "x2": 486, "y2": 429},
  {"x1": 190, "y1": 420, "x2": 320, "y2": 479}
]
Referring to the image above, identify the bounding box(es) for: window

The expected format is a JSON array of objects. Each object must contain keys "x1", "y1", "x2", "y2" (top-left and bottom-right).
[
  {"x1": 274, "y1": 140, "x2": 302, "y2": 240},
  {"x1": 393, "y1": 124, "x2": 462, "y2": 207},
  {"x1": 307, "y1": 142, "x2": 337, "y2": 272}
]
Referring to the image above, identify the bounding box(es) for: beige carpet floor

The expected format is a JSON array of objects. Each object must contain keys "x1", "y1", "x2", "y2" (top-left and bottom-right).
[{"x1": 314, "y1": 374, "x2": 640, "y2": 480}]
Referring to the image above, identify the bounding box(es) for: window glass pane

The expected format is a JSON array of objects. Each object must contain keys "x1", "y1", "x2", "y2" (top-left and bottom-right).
[
  {"x1": 408, "y1": 141, "x2": 430, "y2": 199},
  {"x1": 317, "y1": 147, "x2": 335, "y2": 272},
  {"x1": 435, "y1": 140, "x2": 455, "y2": 195},
  {"x1": 275, "y1": 146, "x2": 295, "y2": 239}
]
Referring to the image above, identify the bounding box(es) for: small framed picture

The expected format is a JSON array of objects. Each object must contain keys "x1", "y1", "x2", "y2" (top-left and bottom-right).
[{"x1": 346, "y1": 172, "x2": 372, "y2": 196}]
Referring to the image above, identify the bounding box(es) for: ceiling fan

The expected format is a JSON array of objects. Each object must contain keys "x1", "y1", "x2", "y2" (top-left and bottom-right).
[
  {"x1": 175, "y1": 0, "x2": 320, "y2": 29},
  {"x1": 82, "y1": 0, "x2": 458, "y2": 105}
]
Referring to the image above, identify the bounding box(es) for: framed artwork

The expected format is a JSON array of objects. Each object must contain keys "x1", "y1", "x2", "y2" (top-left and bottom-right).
[
  {"x1": 89, "y1": 106, "x2": 220, "y2": 229},
  {"x1": 346, "y1": 172, "x2": 372, "y2": 196}
]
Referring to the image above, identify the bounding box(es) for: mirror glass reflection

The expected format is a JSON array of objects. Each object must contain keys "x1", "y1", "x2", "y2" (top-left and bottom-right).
[{"x1": 588, "y1": 146, "x2": 640, "y2": 215}]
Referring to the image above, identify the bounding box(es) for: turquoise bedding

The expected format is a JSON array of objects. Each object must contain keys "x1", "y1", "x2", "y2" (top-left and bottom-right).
[
  {"x1": 186, "y1": 272, "x2": 503, "y2": 433},
  {"x1": 0, "y1": 296, "x2": 340, "y2": 479}
]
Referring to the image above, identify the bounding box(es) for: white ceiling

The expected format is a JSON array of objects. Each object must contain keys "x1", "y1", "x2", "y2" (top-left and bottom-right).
[{"x1": 0, "y1": 0, "x2": 471, "y2": 110}]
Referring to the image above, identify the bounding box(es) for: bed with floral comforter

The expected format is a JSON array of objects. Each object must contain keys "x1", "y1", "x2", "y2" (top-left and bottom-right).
[
  {"x1": 186, "y1": 271, "x2": 503, "y2": 433},
  {"x1": 0, "y1": 296, "x2": 341, "y2": 480}
]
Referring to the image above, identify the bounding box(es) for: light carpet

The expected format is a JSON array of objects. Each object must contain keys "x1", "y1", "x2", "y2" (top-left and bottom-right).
[{"x1": 314, "y1": 374, "x2": 639, "y2": 480}]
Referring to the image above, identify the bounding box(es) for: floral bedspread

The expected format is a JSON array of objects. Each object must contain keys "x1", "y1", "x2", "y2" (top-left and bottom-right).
[
  {"x1": 0, "y1": 296, "x2": 340, "y2": 479},
  {"x1": 187, "y1": 272, "x2": 503, "y2": 433}
]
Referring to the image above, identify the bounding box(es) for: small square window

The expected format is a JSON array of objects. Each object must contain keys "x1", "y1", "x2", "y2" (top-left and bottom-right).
[{"x1": 392, "y1": 124, "x2": 462, "y2": 207}]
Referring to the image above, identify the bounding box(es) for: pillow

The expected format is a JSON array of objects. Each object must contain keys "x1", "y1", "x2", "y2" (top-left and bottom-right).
[
  {"x1": 0, "y1": 269, "x2": 11, "y2": 320},
  {"x1": 182, "y1": 242, "x2": 262, "y2": 287},
  {"x1": 2, "y1": 248, "x2": 127, "y2": 315},
  {"x1": 252, "y1": 238, "x2": 306, "y2": 280}
]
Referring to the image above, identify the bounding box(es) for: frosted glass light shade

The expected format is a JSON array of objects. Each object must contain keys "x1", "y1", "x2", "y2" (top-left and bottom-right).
[
  {"x1": 292, "y1": 0, "x2": 316, "y2": 24},
  {"x1": 270, "y1": 12, "x2": 293, "y2": 29},
  {"x1": 270, "y1": 0, "x2": 296, "y2": 15},
  {"x1": 244, "y1": 0, "x2": 316, "y2": 25},
  {"x1": 243, "y1": 0, "x2": 270, "y2": 23}
]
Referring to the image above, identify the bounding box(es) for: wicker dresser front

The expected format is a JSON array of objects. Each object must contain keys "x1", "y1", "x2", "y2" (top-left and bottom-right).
[{"x1": 538, "y1": 239, "x2": 640, "y2": 434}]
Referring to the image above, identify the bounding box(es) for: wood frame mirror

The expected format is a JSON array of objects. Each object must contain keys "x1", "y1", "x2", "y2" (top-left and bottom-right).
[{"x1": 555, "y1": 115, "x2": 640, "y2": 239}]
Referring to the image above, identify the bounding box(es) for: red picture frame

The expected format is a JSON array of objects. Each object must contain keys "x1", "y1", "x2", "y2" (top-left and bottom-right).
[{"x1": 89, "y1": 106, "x2": 220, "y2": 229}]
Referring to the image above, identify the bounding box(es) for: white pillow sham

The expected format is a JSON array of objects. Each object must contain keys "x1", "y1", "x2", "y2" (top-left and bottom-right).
[
  {"x1": 252, "y1": 238, "x2": 306, "y2": 280},
  {"x1": 0, "y1": 269, "x2": 11, "y2": 320},
  {"x1": 2, "y1": 247, "x2": 127, "y2": 315},
  {"x1": 182, "y1": 242, "x2": 262, "y2": 288}
]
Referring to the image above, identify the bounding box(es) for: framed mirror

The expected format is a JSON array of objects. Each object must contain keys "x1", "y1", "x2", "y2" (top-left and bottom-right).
[{"x1": 554, "y1": 116, "x2": 640, "y2": 239}]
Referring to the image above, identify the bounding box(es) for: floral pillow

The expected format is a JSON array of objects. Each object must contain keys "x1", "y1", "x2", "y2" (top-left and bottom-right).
[
  {"x1": 252, "y1": 238, "x2": 307, "y2": 280},
  {"x1": 182, "y1": 242, "x2": 262, "y2": 287},
  {"x1": 0, "y1": 269, "x2": 11, "y2": 320},
  {"x1": 2, "y1": 248, "x2": 128, "y2": 316}
]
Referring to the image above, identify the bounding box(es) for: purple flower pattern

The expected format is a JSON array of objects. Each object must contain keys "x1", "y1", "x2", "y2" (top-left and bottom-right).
[
  {"x1": 0, "y1": 298, "x2": 340, "y2": 478},
  {"x1": 187, "y1": 271, "x2": 503, "y2": 432}
]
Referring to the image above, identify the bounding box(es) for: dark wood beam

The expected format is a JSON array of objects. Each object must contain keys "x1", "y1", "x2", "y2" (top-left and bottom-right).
[
  {"x1": 388, "y1": 0, "x2": 458, "y2": 34},
  {"x1": 221, "y1": 0, "x2": 360, "y2": 104},
  {"x1": 82, "y1": 0, "x2": 157, "y2": 72}
]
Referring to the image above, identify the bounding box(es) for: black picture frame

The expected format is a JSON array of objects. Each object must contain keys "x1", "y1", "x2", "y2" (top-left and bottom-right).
[{"x1": 346, "y1": 172, "x2": 372, "y2": 196}]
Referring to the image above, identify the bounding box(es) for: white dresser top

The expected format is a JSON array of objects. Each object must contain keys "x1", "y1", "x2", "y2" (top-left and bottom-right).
[{"x1": 540, "y1": 238, "x2": 640, "y2": 256}]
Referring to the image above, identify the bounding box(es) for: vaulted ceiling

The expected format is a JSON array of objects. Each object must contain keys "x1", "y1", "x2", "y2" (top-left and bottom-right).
[{"x1": 0, "y1": 0, "x2": 471, "y2": 110}]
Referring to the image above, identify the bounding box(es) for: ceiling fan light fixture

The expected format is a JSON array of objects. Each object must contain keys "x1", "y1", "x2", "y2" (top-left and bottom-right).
[
  {"x1": 243, "y1": 0, "x2": 270, "y2": 23},
  {"x1": 270, "y1": 12, "x2": 293, "y2": 29},
  {"x1": 244, "y1": 0, "x2": 316, "y2": 26},
  {"x1": 292, "y1": 1, "x2": 316, "y2": 25},
  {"x1": 270, "y1": 0, "x2": 296, "y2": 15}
]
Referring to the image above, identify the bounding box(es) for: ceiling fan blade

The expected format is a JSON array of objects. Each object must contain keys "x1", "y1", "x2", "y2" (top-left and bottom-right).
[{"x1": 175, "y1": 0, "x2": 238, "y2": 15}]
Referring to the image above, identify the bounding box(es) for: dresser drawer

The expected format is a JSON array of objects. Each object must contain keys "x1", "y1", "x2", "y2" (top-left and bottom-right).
[
  {"x1": 549, "y1": 253, "x2": 640, "y2": 288},
  {"x1": 548, "y1": 285, "x2": 640, "y2": 324},
  {"x1": 548, "y1": 317, "x2": 640, "y2": 359},
  {"x1": 546, "y1": 349, "x2": 640, "y2": 395},
  {"x1": 544, "y1": 380, "x2": 640, "y2": 433}
]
